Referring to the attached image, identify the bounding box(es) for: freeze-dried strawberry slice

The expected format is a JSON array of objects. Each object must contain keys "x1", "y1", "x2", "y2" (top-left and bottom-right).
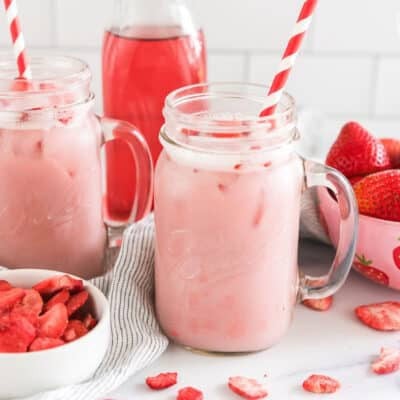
[
  {"x1": 33, "y1": 274, "x2": 83, "y2": 295},
  {"x1": 228, "y1": 376, "x2": 268, "y2": 399},
  {"x1": 355, "y1": 302, "x2": 400, "y2": 331},
  {"x1": 0, "y1": 280, "x2": 13, "y2": 291},
  {"x1": 44, "y1": 289, "x2": 70, "y2": 312},
  {"x1": 12, "y1": 289, "x2": 43, "y2": 325},
  {"x1": 303, "y1": 296, "x2": 333, "y2": 312},
  {"x1": 371, "y1": 348, "x2": 400, "y2": 375},
  {"x1": 38, "y1": 303, "x2": 68, "y2": 338},
  {"x1": 63, "y1": 320, "x2": 88, "y2": 342},
  {"x1": 0, "y1": 313, "x2": 36, "y2": 353},
  {"x1": 302, "y1": 374, "x2": 340, "y2": 394},
  {"x1": 66, "y1": 290, "x2": 89, "y2": 317},
  {"x1": 83, "y1": 313, "x2": 97, "y2": 330},
  {"x1": 146, "y1": 372, "x2": 178, "y2": 390},
  {"x1": 177, "y1": 387, "x2": 203, "y2": 400},
  {"x1": 29, "y1": 337, "x2": 64, "y2": 352},
  {"x1": 0, "y1": 288, "x2": 25, "y2": 312}
]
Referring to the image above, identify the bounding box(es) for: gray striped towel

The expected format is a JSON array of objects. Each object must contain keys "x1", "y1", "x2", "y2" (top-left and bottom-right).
[{"x1": 19, "y1": 215, "x2": 168, "y2": 400}]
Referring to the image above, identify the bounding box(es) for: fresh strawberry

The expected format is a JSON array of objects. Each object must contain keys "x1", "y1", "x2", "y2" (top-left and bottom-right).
[
  {"x1": 355, "y1": 302, "x2": 400, "y2": 331},
  {"x1": 63, "y1": 320, "x2": 88, "y2": 342},
  {"x1": 228, "y1": 376, "x2": 268, "y2": 399},
  {"x1": 382, "y1": 138, "x2": 400, "y2": 168},
  {"x1": 371, "y1": 348, "x2": 400, "y2": 375},
  {"x1": 0, "y1": 280, "x2": 13, "y2": 291},
  {"x1": 145, "y1": 372, "x2": 178, "y2": 390},
  {"x1": 83, "y1": 313, "x2": 97, "y2": 330},
  {"x1": 38, "y1": 303, "x2": 68, "y2": 338},
  {"x1": 29, "y1": 337, "x2": 65, "y2": 352},
  {"x1": 353, "y1": 170, "x2": 400, "y2": 221},
  {"x1": 0, "y1": 313, "x2": 36, "y2": 353},
  {"x1": 0, "y1": 288, "x2": 25, "y2": 312},
  {"x1": 349, "y1": 176, "x2": 364, "y2": 186},
  {"x1": 66, "y1": 290, "x2": 89, "y2": 317},
  {"x1": 44, "y1": 289, "x2": 70, "y2": 312},
  {"x1": 302, "y1": 374, "x2": 340, "y2": 394},
  {"x1": 354, "y1": 254, "x2": 389, "y2": 286},
  {"x1": 326, "y1": 122, "x2": 391, "y2": 178},
  {"x1": 177, "y1": 387, "x2": 203, "y2": 400},
  {"x1": 302, "y1": 296, "x2": 333, "y2": 312},
  {"x1": 33, "y1": 274, "x2": 83, "y2": 295}
]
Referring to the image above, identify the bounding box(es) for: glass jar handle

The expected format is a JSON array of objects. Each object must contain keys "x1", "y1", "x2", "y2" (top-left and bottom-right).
[
  {"x1": 99, "y1": 117, "x2": 153, "y2": 247},
  {"x1": 299, "y1": 160, "x2": 358, "y2": 300}
]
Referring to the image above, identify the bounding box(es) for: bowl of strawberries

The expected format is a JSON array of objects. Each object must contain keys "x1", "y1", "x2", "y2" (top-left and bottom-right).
[{"x1": 319, "y1": 121, "x2": 400, "y2": 289}]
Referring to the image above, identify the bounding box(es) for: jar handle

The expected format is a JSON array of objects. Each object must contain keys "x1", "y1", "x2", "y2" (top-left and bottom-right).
[
  {"x1": 299, "y1": 159, "x2": 358, "y2": 300},
  {"x1": 99, "y1": 117, "x2": 153, "y2": 247}
]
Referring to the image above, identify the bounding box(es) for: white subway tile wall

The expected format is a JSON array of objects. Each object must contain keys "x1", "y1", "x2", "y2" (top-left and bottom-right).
[{"x1": 1, "y1": 0, "x2": 400, "y2": 156}]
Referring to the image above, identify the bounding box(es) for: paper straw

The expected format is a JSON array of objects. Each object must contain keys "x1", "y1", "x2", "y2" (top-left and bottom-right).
[{"x1": 260, "y1": 0, "x2": 318, "y2": 117}]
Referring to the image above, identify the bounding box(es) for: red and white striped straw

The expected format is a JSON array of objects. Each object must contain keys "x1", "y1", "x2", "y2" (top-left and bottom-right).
[
  {"x1": 260, "y1": 0, "x2": 318, "y2": 117},
  {"x1": 3, "y1": 0, "x2": 31, "y2": 79}
]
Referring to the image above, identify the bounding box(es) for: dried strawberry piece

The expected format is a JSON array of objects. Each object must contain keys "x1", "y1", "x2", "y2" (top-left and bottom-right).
[
  {"x1": 371, "y1": 348, "x2": 400, "y2": 375},
  {"x1": 0, "y1": 288, "x2": 25, "y2": 312},
  {"x1": 12, "y1": 289, "x2": 43, "y2": 325},
  {"x1": 303, "y1": 296, "x2": 333, "y2": 312},
  {"x1": 83, "y1": 313, "x2": 97, "y2": 330},
  {"x1": 177, "y1": 387, "x2": 203, "y2": 400},
  {"x1": 228, "y1": 376, "x2": 268, "y2": 399},
  {"x1": 33, "y1": 274, "x2": 83, "y2": 295},
  {"x1": 0, "y1": 280, "x2": 13, "y2": 291},
  {"x1": 29, "y1": 337, "x2": 64, "y2": 352},
  {"x1": 0, "y1": 313, "x2": 36, "y2": 353},
  {"x1": 38, "y1": 303, "x2": 68, "y2": 338},
  {"x1": 63, "y1": 320, "x2": 88, "y2": 342},
  {"x1": 44, "y1": 289, "x2": 70, "y2": 312},
  {"x1": 146, "y1": 372, "x2": 177, "y2": 390},
  {"x1": 355, "y1": 302, "x2": 400, "y2": 331},
  {"x1": 66, "y1": 290, "x2": 89, "y2": 317},
  {"x1": 302, "y1": 374, "x2": 340, "y2": 394}
]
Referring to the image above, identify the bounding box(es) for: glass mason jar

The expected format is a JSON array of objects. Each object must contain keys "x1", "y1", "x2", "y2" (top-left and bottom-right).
[
  {"x1": 0, "y1": 55, "x2": 153, "y2": 279},
  {"x1": 154, "y1": 83, "x2": 358, "y2": 353},
  {"x1": 102, "y1": 0, "x2": 207, "y2": 219}
]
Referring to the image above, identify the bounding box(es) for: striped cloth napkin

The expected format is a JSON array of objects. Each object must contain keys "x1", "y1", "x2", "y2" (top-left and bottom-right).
[{"x1": 24, "y1": 215, "x2": 168, "y2": 400}]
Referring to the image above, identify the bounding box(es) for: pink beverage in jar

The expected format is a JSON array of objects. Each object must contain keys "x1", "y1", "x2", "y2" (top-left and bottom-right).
[
  {"x1": 154, "y1": 83, "x2": 358, "y2": 352},
  {"x1": 0, "y1": 56, "x2": 153, "y2": 278}
]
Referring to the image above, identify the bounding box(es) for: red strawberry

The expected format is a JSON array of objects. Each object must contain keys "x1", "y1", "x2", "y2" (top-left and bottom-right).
[
  {"x1": 33, "y1": 274, "x2": 83, "y2": 295},
  {"x1": 38, "y1": 303, "x2": 68, "y2": 338},
  {"x1": 349, "y1": 175, "x2": 364, "y2": 186},
  {"x1": 29, "y1": 337, "x2": 65, "y2": 352},
  {"x1": 63, "y1": 320, "x2": 88, "y2": 342},
  {"x1": 355, "y1": 302, "x2": 400, "y2": 331},
  {"x1": 302, "y1": 296, "x2": 333, "y2": 312},
  {"x1": 354, "y1": 254, "x2": 389, "y2": 286},
  {"x1": 382, "y1": 138, "x2": 400, "y2": 168},
  {"x1": 66, "y1": 290, "x2": 89, "y2": 317},
  {"x1": 44, "y1": 289, "x2": 70, "y2": 312},
  {"x1": 353, "y1": 170, "x2": 400, "y2": 221},
  {"x1": 177, "y1": 387, "x2": 203, "y2": 400},
  {"x1": 228, "y1": 376, "x2": 268, "y2": 399},
  {"x1": 145, "y1": 372, "x2": 178, "y2": 390},
  {"x1": 302, "y1": 374, "x2": 340, "y2": 394},
  {"x1": 326, "y1": 122, "x2": 391, "y2": 178},
  {"x1": 371, "y1": 347, "x2": 400, "y2": 375}
]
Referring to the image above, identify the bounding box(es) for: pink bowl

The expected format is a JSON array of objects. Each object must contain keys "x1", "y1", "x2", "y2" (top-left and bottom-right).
[{"x1": 318, "y1": 187, "x2": 400, "y2": 290}]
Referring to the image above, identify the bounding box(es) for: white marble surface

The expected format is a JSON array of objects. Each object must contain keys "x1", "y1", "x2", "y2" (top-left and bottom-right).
[{"x1": 108, "y1": 240, "x2": 400, "y2": 399}]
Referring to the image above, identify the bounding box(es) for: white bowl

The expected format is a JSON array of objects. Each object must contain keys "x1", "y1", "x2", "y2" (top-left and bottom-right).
[{"x1": 0, "y1": 269, "x2": 110, "y2": 398}]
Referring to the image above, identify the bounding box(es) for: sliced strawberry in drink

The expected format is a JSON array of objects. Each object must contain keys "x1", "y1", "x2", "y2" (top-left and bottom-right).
[
  {"x1": 302, "y1": 374, "x2": 340, "y2": 394},
  {"x1": 33, "y1": 274, "x2": 83, "y2": 295},
  {"x1": 11, "y1": 78, "x2": 33, "y2": 92},
  {"x1": 355, "y1": 302, "x2": 400, "y2": 331},
  {"x1": 0, "y1": 313, "x2": 36, "y2": 353},
  {"x1": 29, "y1": 337, "x2": 65, "y2": 352},
  {"x1": 63, "y1": 320, "x2": 88, "y2": 342},
  {"x1": 66, "y1": 290, "x2": 89, "y2": 317},
  {"x1": 228, "y1": 376, "x2": 268, "y2": 399},
  {"x1": 44, "y1": 289, "x2": 70, "y2": 312},
  {"x1": 0, "y1": 288, "x2": 25, "y2": 312},
  {"x1": 177, "y1": 387, "x2": 204, "y2": 400},
  {"x1": 302, "y1": 296, "x2": 333, "y2": 312},
  {"x1": 38, "y1": 303, "x2": 68, "y2": 338},
  {"x1": 371, "y1": 347, "x2": 400, "y2": 375},
  {"x1": 82, "y1": 313, "x2": 97, "y2": 330},
  {"x1": 0, "y1": 280, "x2": 13, "y2": 291},
  {"x1": 145, "y1": 372, "x2": 178, "y2": 390}
]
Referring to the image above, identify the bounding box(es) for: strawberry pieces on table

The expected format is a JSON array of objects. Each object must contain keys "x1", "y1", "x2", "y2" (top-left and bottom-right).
[
  {"x1": 66, "y1": 290, "x2": 89, "y2": 317},
  {"x1": 353, "y1": 170, "x2": 400, "y2": 222},
  {"x1": 29, "y1": 337, "x2": 65, "y2": 352},
  {"x1": 303, "y1": 296, "x2": 333, "y2": 312},
  {"x1": 33, "y1": 274, "x2": 83, "y2": 295},
  {"x1": 371, "y1": 348, "x2": 400, "y2": 375},
  {"x1": 0, "y1": 313, "x2": 36, "y2": 353},
  {"x1": 228, "y1": 376, "x2": 268, "y2": 399},
  {"x1": 146, "y1": 372, "x2": 178, "y2": 390},
  {"x1": 177, "y1": 387, "x2": 204, "y2": 400},
  {"x1": 355, "y1": 302, "x2": 400, "y2": 331},
  {"x1": 302, "y1": 374, "x2": 340, "y2": 394},
  {"x1": 38, "y1": 303, "x2": 69, "y2": 338},
  {"x1": 44, "y1": 289, "x2": 71, "y2": 312},
  {"x1": 382, "y1": 138, "x2": 400, "y2": 168},
  {"x1": 63, "y1": 320, "x2": 88, "y2": 342}
]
